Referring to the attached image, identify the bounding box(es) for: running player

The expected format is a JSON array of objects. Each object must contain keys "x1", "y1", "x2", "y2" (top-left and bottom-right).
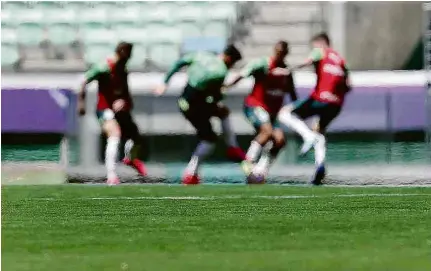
[
  {"x1": 277, "y1": 32, "x2": 351, "y2": 185},
  {"x1": 154, "y1": 45, "x2": 245, "y2": 185},
  {"x1": 77, "y1": 42, "x2": 147, "y2": 185},
  {"x1": 225, "y1": 41, "x2": 297, "y2": 181}
]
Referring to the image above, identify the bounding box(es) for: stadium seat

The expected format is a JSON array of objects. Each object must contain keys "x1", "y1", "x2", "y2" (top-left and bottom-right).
[
  {"x1": 177, "y1": 22, "x2": 202, "y2": 38},
  {"x1": 43, "y1": 9, "x2": 77, "y2": 25},
  {"x1": 1, "y1": 28, "x2": 18, "y2": 45},
  {"x1": 203, "y1": 22, "x2": 229, "y2": 39},
  {"x1": 14, "y1": 8, "x2": 44, "y2": 25},
  {"x1": 148, "y1": 44, "x2": 180, "y2": 69},
  {"x1": 109, "y1": 7, "x2": 142, "y2": 26},
  {"x1": 16, "y1": 24, "x2": 46, "y2": 46},
  {"x1": 84, "y1": 44, "x2": 115, "y2": 65},
  {"x1": 1, "y1": 45, "x2": 20, "y2": 66},
  {"x1": 47, "y1": 24, "x2": 77, "y2": 45},
  {"x1": 146, "y1": 24, "x2": 182, "y2": 44},
  {"x1": 1, "y1": 1, "x2": 29, "y2": 10},
  {"x1": 182, "y1": 37, "x2": 226, "y2": 54},
  {"x1": 81, "y1": 28, "x2": 117, "y2": 45},
  {"x1": 113, "y1": 27, "x2": 148, "y2": 45},
  {"x1": 174, "y1": 5, "x2": 205, "y2": 23},
  {"x1": 128, "y1": 45, "x2": 148, "y2": 69},
  {"x1": 1, "y1": 9, "x2": 14, "y2": 27},
  {"x1": 78, "y1": 9, "x2": 109, "y2": 26},
  {"x1": 206, "y1": 3, "x2": 237, "y2": 21},
  {"x1": 142, "y1": 6, "x2": 173, "y2": 24}
]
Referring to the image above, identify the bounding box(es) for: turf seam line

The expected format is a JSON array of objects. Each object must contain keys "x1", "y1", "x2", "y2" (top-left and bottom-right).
[{"x1": 30, "y1": 193, "x2": 431, "y2": 201}]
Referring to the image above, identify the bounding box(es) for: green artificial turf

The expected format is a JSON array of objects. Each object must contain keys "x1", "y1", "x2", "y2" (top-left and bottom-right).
[{"x1": 2, "y1": 185, "x2": 431, "y2": 271}]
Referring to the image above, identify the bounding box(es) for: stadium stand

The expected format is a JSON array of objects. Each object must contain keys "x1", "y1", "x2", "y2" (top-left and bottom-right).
[{"x1": 1, "y1": 1, "x2": 326, "y2": 72}]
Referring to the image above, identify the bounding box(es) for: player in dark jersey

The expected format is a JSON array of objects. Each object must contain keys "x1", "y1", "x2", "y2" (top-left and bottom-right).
[
  {"x1": 277, "y1": 33, "x2": 351, "y2": 185},
  {"x1": 78, "y1": 42, "x2": 147, "y2": 185},
  {"x1": 225, "y1": 41, "x2": 297, "y2": 182},
  {"x1": 155, "y1": 45, "x2": 244, "y2": 185}
]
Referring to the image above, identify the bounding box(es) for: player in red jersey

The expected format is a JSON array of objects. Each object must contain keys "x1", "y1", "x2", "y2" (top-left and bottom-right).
[
  {"x1": 77, "y1": 42, "x2": 147, "y2": 185},
  {"x1": 277, "y1": 33, "x2": 351, "y2": 185},
  {"x1": 226, "y1": 41, "x2": 297, "y2": 181}
]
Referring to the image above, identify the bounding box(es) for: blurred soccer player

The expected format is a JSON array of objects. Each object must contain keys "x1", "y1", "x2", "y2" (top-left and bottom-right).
[
  {"x1": 225, "y1": 41, "x2": 297, "y2": 180},
  {"x1": 277, "y1": 32, "x2": 351, "y2": 185},
  {"x1": 78, "y1": 42, "x2": 147, "y2": 185},
  {"x1": 155, "y1": 45, "x2": 245, "y2": 185}
]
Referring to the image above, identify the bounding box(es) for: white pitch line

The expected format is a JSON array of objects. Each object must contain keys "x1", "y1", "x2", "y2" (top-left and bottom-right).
[{"x1": 33, "y1": 193, "x2": 431, "y2": 201}]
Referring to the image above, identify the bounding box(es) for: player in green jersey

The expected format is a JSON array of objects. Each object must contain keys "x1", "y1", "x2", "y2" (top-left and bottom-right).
[{"x1": 155, "y1": 45, "x2": 244, "y2": 185}]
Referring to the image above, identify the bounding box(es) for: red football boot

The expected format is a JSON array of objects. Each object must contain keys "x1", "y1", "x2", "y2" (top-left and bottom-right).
[
  {"x1": 226, "y1": 146, "x2": 246, "y2": 162},
  {"x1": 182, "y1": 173, "x2": 200, "y2": 185},
  {"x1": 123, "y1": 158, "x2": 147, "y2": 176}
]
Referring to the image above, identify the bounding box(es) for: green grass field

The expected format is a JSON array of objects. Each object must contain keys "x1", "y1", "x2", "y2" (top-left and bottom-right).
[{"x1": 2, "y1": 185, "x2": 431, "y2": 271}]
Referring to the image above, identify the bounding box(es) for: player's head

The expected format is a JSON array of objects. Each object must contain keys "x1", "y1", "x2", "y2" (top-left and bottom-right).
[
  {"x1": 311, "y1": 32, "x2": 331, "y2": 49},
  {"x1": 222, "y1": 44, "x2": 242, "y2": 69},
  {"x1": 274, "y1": 40, "x2": 289, "y2": 62},
  {"x1": 115, "y1": 41, "x2": 133, "y2": 63}
]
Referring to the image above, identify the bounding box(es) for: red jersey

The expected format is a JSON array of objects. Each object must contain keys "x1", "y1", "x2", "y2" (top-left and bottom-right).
[
  {"x1": 85, "y1": 58, "x2": 132, "y2": 111},
  {"x1": 242, "y1": 57, "x2": 296, "y2": 115},
  {"x1": 309, "y1": 48, "x2": 349, "y2": 105}
]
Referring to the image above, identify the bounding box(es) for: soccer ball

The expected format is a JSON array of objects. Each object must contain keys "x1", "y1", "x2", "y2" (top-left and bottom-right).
[{"x1": 246, "y1": 173, "x2": 266, "y2": 184}]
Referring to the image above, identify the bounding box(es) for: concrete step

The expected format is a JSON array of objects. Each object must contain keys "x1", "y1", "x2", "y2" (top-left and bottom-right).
[{"x1": 254, "y1": 3, "x2": 323, "y2": 23}]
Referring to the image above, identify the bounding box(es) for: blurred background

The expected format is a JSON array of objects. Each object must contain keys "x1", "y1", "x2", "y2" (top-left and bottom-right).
[{"x1": 1, "y1": 1, "x2": 430, "y2": 180}]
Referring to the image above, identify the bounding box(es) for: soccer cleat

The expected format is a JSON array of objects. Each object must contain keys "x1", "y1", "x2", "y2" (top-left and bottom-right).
[
  {"x1": 123, "y1": 158, "x2": 147, "y2": 176},
  {"x1": 182, "y1": 173, "x2": 200, "y2": 185},
  {"x1": 106, "y1": 176, "x2": 120, "y2": 186},
  {"x1": 311, "y1": 164, "x2": 326, "y2": 185},
  {"x1": 226, "y1": 146, "x2": 246, "y2": 162},
  {"x1": 241, "y1": 160, "x2": 254, "y2": 176}
]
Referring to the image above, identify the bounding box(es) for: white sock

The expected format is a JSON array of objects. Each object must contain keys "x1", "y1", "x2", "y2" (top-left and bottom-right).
[
  {"x1": 278, "y1": 108, "x2": 316, "y2": 142},
  {"x1": 185, "y1": 141, "x2": 215, "y2": 175},
  {"x1": 314, "y1": 134, "x2": 326, "y2": 166},
  {"x1": 253, "y1": 152, "x2": 275, "y2": 176},
  {"x1": 106, "y1": 136, "x2": 120, "y2": 179},
  {"x1": 245, "y1": 140, "x2": 262, "y2": 162},
  {"x1": 221, "y1": 117, "x2": 238, "y2": 147},
  {"x1": 124, "y1": 139, "x2": 134, "y2": 160}
]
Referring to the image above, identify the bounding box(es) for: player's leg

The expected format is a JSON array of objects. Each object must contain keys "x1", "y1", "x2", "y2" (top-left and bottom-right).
[
  {"x1": 311, "y1": 103, "x2": 342, "y2": 185},
  {"x1": 242, "y1": 105, "x2": 274, "y2": 175},
  {"x1": 252, "y1": 126, "x2": 286, "y2": 177},
  {"x1": 115, "y1": 111, "x2": 147, "y2": 176},
  {"x1": 181, "y1": 104, "x2": 217, "y2": 184},
  {"x1": 277, "y1": 98, "x2": 323, "y2": 155},
  {"x1": 215, "y1": 103, "x2": 246, "y2": 162},
  {"x1": 97, "y1": 110, "x2": 121, "y2": 185}
]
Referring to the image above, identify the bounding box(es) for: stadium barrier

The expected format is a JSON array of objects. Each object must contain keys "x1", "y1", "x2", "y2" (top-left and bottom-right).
[{"x1": 1, "y1": 71, "x2": 428, "y2": 171}]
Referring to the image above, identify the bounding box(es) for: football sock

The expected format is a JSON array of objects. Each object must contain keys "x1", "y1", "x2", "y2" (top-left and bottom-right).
[
  {"x1": 185, "y1": 141, "x2": 215, "y2": 175},
  {"x1": 245, "y1": 140, "x2": 262, "y2": 162},
  {"x1": 221, "y1": 117, "x2": 239, "y2": 147},
  {"x1": 124, "y1": 139, "x2": 134, "y2": 160},
  {"x1": 105, "y1": 136, "x2": 120, "y2": 179},
  {"x1": 278, "y1": 109, "x2": 316, "y2": 142},
  {"x1": 314, "y1": 134, "x2": 326, "y2": 166}
]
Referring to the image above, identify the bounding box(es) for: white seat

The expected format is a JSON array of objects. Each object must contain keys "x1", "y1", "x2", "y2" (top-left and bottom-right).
[
  {"x1": 174, "y1": 6, "x2": 205, "y2": 23},
  {"x1": 142, "y1": 6, "x2": 173, "y2": 24},
  {"x1": 109, "y1": 7, "x2": 142, "y2": 25},
  {"x1": 1, "y1": 28, "x2": 18, "y2": 44},
  {"x1": 114, "y1": 27, "x2": 148, "y2": 45},
  {"x1": 78, "y1": 9, "x2": 108, "y2": 25},
  {"x1": 43, "y1": 9, "x2": 76, "y2": 25},
  {"x1": 177, "y1": 22, "x2": 202, "y2": 38},
  {"x1": 206, "y1": 3, "x2": 237, "y2": 21},
  {"x1": 149, "y1": 44, "x2": 180, "y2": 69},
  {"x1": 146, "y1": 24, "x2": 182, "y2": 44},
  {"x1": 84, "y1": 44, "x2": 114, "y2": 65},
  {"x1": 81, "y1": 28, "x2": 117, "y2": 45},
  {"x1": 14, "y1": 9, "x2": 44, "y2": 24}
]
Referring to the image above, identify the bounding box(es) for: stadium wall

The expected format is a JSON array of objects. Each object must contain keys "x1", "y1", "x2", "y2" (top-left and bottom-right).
[
  {"x1": 2, "y1": 71, "x2": 428, "y2": 164},
  {"x1": 330, "y1": 2, "x2": 423, "y2": 70}
]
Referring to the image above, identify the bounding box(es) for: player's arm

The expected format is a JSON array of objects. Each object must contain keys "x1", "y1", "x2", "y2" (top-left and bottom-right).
[
  {"x1": 224, "y1": 59, "x2": 266, "y2": 90},
  {"x1": 285, "y1": 73, "x2": 298, "y2": 102},
  {"x1": 154, "y1": 54, "x2": 194, "y2": 96},
  {"x1": 77, "y1": 64, "x2": 106, "y2": 116},
  {"x1": 290, "y1": 48, "x2": 324, "y2": 72}
]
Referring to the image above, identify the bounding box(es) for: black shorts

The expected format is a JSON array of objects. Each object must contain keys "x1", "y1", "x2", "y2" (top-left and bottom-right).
[
  {"x1": 96, "y1": 109, "x2": 139, "y2": 140},
  {"x1": 292, "y1": 97, "x2": 342, "y2": 132}
]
